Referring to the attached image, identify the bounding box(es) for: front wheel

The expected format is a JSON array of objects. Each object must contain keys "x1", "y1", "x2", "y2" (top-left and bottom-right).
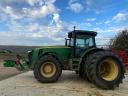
[
  {"x1": 34, "y1": 55, "x2": 62, "y2": 83},
  {"x1": 86, "y1": 51, "x2": 125, "y2": 89}
]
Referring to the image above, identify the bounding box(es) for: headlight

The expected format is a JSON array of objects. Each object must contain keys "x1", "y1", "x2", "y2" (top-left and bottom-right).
[
  {"x1": 27, "y1": 50, "x2": 32, "y2": 53},
  {"x1": 28, "y1": 50, "x2": 33, "y2": 65}
]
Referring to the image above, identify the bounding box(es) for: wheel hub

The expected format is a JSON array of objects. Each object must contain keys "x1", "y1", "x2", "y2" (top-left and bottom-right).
[
  {"x1": 44, "y1": 65, "x2": 53, "y2": 73},
  {"x1": 99, "y1": 58, "x2": 119, "y2": 81},
  {"x1": 40, "y1": 62, "x2": 56, "y2": 78}
]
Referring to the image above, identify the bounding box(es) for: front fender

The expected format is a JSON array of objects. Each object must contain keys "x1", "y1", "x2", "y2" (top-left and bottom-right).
[{"x1": 30, "y1": 49, "x2": 40, "y2": 69}]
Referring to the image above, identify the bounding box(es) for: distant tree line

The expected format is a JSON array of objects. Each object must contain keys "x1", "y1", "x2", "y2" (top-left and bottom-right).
[{"x1": 109, "y1": 30, "x2": 128, "y2": 50}]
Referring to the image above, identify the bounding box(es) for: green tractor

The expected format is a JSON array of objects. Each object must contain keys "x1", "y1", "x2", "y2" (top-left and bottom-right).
[{"x1": 4, "y1": 29, "x2": 125, "y2": 89}]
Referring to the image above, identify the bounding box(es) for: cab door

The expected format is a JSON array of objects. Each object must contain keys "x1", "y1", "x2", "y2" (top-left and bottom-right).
[{"x1": 75, "y1": 37, "x2": 94, "y2": 58}]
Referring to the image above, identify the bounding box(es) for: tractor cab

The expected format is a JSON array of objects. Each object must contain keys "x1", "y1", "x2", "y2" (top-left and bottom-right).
[{"x1": 65, "y1": 30, "x2": 97, "y2": 57}]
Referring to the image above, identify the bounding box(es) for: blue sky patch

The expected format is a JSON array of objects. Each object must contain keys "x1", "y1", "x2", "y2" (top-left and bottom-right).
[{"x1": 0, "y1": 0, "x2": 128, "y2": 45}]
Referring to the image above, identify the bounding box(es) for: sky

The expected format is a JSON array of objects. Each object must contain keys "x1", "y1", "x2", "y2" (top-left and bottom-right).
[{"x1": 0, "y1": 0, "x2": 128, "y2": 46}]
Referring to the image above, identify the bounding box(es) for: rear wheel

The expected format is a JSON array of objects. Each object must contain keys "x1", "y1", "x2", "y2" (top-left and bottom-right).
[
  {"x1": 34, "y1": 55, "x2": 62, "y2": 83},
  {"x1": 86, "y1": 51, "x2": 125, "y2": 89},
  {"x1": 99, "y1": 58, "x2": 119, "y2": 81}
]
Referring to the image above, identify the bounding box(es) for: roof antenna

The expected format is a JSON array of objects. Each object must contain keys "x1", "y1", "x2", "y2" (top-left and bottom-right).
[{"x1": 73, "y1": 26, "x2": 76, "y2": 31}]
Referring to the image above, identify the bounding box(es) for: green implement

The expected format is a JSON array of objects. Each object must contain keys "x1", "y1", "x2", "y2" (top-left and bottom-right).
[{"x1": 4, "y1": 56, "x2": 29, "y2": 71}]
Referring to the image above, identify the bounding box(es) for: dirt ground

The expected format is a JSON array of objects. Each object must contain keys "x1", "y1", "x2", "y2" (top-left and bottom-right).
[
  {"x1": 0, "y1": 71, "x2": 128, "y2": 96},
  {"x1": 0, "y1": 56, "x2": 21, "y2": 81},
  {"x1": 0, "y1": 56, "x2": 128, "y2": 96}
]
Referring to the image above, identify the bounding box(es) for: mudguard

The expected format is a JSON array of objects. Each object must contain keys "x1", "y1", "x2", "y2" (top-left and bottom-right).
[{"x1": 79, "y1": 47, "x2": 104, "y2": 65}]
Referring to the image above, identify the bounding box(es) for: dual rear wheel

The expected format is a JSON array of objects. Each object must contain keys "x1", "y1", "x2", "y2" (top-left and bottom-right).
[{"x1": 81, "y1": 51, "x2": 125, "y2": 89}]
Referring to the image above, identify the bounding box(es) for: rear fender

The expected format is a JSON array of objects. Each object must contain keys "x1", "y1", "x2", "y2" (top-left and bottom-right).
[{"x1": 79, "y1": 48, "x2": 104, "y2": 67}]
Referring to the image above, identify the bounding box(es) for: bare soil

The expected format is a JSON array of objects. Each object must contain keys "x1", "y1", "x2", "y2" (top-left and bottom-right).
[{"x1": 0, "y1": 71, "x2": 128, "y2": 96}]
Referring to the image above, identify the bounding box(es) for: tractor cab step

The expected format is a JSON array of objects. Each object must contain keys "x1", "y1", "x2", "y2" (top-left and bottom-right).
[{"x1": 72, "y1": 58, "x2": 80, "y2": 70}]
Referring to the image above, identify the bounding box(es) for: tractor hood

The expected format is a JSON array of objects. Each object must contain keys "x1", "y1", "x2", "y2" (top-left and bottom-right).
[
  {"x1": 35, "y1": 46, "x2": 71, "y2": 51},
  {"x1": 38, "y1": 46, "x2": 70, "y2": 49},
  {"x1": 34, "y1": 46, "x2": 71, "y2": 60},
  {"x1": 28, "y1": 45, "x2": 71, "y2": 69}
]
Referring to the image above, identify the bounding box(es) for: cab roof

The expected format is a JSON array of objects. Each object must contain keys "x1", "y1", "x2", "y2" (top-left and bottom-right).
[{"x1": 68, "y1": 30, "x2": 97, "y2": 38}]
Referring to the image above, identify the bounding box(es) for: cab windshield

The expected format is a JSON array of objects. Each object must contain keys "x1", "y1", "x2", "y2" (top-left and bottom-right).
[
  {"x1": 75, "y1": 35, "x2": 95, "y2": 57},
  {"x1": 76, "y1": 35, "x2": 95, "y2": 49}
]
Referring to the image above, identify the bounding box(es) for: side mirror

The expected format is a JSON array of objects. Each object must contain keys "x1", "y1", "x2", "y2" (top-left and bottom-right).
[
  {"x1": 65, "y1": 38, "x2": 68, "y2": 46},
  {"x1": 65, "y1": 38, "x2": 71, "y2": 46}
]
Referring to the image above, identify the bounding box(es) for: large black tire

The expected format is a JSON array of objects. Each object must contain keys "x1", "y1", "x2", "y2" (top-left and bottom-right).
[
  {"x1": 79, "y1": 57, "x2": 90, "y2": 81},
  {"x1": 83, "y1": 56, "x2": 91, "y2": 81},
  {"x1": 34, "y1": 55, "x2": 62, "y2": 83},
  {"x1": 86, "y1": 51, "x2": 125, "y2": 89},
  {"x1": 79, "y1": 61, "x2": 84, "y2": 78}
]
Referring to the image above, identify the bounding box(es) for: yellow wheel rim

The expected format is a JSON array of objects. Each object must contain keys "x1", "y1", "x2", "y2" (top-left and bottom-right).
[
  {"x1": 40, "y1": 62, "x2": 56, "y2": 78},
  {"x1": 99, "y1": 58, "x2": 119, "y2": 81}
]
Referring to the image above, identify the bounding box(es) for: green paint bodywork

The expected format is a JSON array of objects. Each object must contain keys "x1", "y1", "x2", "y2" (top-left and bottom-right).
[
  {"x1": 29, "y1": 45, "x2": 102, "y2": 70},
  {"x1": 30, "y1": 46, "x2": 71, "y2": 69}
]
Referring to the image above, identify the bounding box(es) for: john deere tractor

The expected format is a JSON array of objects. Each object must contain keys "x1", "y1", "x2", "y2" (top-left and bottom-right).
[{"x1": 4, "y1": 29, "x2": 125, "y2": 89}]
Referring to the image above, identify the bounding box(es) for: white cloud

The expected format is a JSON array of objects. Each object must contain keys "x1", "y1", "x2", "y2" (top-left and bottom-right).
[
  {"x1": 67, "y1": 0, "x2": 83, "y2": 13},
  {"x1": 104, "y1": 20, "x2": 111, "y2": 24},
  {"x1": 0, "y1": 0, "x2": 59, "y2": 19},
  {"x1": 26, "y1": 0, "x2": 59, "y2": 18},
  {"x1": 44, "y1": 0, "x2": 56, "y2": 4},
  {"x1": 52, "y1": 13, "x2": 64, "y2": 28},
  {"x1": 27, "y1": 0, "x2": 37, "y2": 6},
  {"x1": 103, "y1": 12, "x2": 128, "y2": 25},
  {"x1": 85, "y1": 18, "x2": 96, "y2": 22},
  {"x1": 29, "y1": 5, "x2": 57, "y2": 18},
  {"x1": 86, "y1": 0, "x2": 93, "y2": 11},
  {"x1": 112, "y1": 12, "x2": 128, "y2": 22},
  {"x1": 0, "y1": 0, "x2": 70, "y2": 45},
  {"x1": 27, "y1": 23, "x2": 39, "y2": 32},
  {"x1": 2, "y1": 6, "x2": 22, "y2": 19}
]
